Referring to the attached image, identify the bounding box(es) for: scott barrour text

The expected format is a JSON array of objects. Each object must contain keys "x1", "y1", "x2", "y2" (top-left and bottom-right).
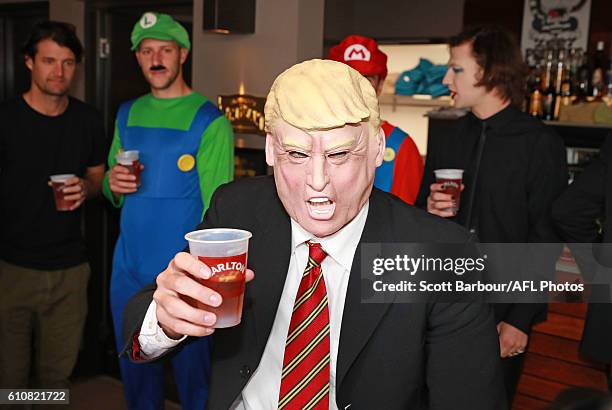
[{"x1": 372, "y1": 280, "x2": 584, "y2": 293}]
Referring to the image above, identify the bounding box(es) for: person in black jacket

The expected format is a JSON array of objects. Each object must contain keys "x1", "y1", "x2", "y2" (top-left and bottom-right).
[
  {"x1": 552, "y1": 137, "x2": 612, "y2": 386},
  {"x1": 121, "y1": 59, "x2": 507, "y2": 409},
  {"x1": 416, "y1": 25, "x2": 568, "y2": 403}
]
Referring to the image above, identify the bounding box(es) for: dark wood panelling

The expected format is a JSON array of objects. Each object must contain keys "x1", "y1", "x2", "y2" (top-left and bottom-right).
[
  {"x1": 518, "y1": 374, "x2": 572, "y2": 403},
  {"x1": 523, "y1": 353, "x2": 607, "y2": 390},
  {"x1": 513, "y1": 394, "x2": 549, "y2": 410},
  {"x1": 529, "y1": 332, "x2": 604, "y2": 369},
  {"x1": 513, "y1": 259, "x2": 609, "y2": 409},
  {"x1": 548, "y1": 302, "x2": 588, "y2": 319},
  {"x1": 532, "y1": 312, "x2": 585, "y2": 341}
]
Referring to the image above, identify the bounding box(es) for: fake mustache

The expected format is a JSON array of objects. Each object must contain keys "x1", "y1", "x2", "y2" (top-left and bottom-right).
[{"x1": 150, "y1": 65, "x2": 167, "y2": 71}]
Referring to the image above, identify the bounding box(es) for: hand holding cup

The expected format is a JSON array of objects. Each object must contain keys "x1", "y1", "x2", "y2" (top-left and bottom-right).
[
  {"x1": 183, "y1": 229, "x2": 252, "y2": 328},
  {"x1": 109, "y1": 151, "x2": 144, "y2": 195},
  {"x1": 49, "y1": 174, "x2": 84, "y2": 211},
  {"x1": 61, "y1": 175, "x2": 88, "y2": 210},
  {"x1": 154, "y1": 229, "x2": 254, "y2": 340},
  {"x1": 427, "y1": 169, "x2": 465, "y2": 218}
]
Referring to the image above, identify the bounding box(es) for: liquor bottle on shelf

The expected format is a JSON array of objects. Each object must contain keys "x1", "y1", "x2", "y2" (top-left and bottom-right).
[
  {"x1": 526, "y1": 53, "x2": 543, "y2": 117},
  {"x1": 559, "y1": 78, "x2": 573, "y2": 108},
  {"x1": 541, "y1": 49, "x2": 557, "y2": 120},
  {"x1": 564, "y1": 48, "x2": 579, "y2": 105},
  {"x1": 529, "y1": 88, "x2": 543, "y2": 118},
  {"x1": 575, "y1": 51, "x2": 591, "y2": 102},
  {"x1": 606, "y1": 57, "x2": 612, "y2": 101},
  {"x1": 555, "y1": 48, "x2": 566, "y2": 95},
  {"x1": 591, "y1": 41, "x2": 608, "y2": 99},
  {"x1": 553, "y1": 48, "x2": 571, "y2": 119},
  {"x1": 568, "y1": 48, "x2": 580, "y2": 95}
]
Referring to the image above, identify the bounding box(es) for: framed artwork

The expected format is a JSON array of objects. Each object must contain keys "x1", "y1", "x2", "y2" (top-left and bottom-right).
[{"x1": 521, "y1": 0, "x2": 592, "y2": 53}]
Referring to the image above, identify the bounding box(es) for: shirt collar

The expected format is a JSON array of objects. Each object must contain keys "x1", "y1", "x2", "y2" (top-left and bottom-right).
[
  {"x1": 290, "y1": 202, "x2": 369, "y2": 272},
  {"x1": 468, "y1": 104, "x2": 517, "y2": 132}
]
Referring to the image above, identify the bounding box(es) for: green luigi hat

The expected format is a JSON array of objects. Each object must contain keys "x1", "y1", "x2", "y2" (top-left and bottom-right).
[{"x1": 131, "y1": 11, "x2": 191, "y2": 51}]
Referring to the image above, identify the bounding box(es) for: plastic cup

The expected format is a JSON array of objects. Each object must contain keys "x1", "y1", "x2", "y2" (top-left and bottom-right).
[
  {"x1": 434, "y1": 169, "x2": 464, "y2": 213},
  {"x1": 116, "y1": 150, "x2": 141, "y2": 187},
  {"x1": 50, "y1": 174, "x2": 76, "y2": 211},
  {"x1": 184, "y1": 228, "x2": 253, "y2": 328}
]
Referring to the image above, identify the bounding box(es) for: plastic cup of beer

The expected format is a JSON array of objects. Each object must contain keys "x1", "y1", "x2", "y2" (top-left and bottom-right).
[
  {"x1": 116, "y1": 150, "x2": 141, "y2": 187},
  {"x1": 50, "y1": 174, "x2": 76, "y2": 211},
  {"x1": 434, "y1": 169, "x2": 464, "y2": 213},
  {"x1": 184, "y1": 228, "x2": 253, "y2": 328}
]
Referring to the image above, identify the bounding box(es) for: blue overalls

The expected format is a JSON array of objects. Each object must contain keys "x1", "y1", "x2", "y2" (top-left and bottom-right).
[
  {"x1": 110, "y1": 100, "x2": 221, "y2": 410},
  {"x1": 374, "y1": 126, "x2": 407, "y2": 192}
]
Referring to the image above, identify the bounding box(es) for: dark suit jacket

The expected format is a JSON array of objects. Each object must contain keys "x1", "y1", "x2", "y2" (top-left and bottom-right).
[
  {"x1": 416, "y1": 106, "x2": 567, "y2": 334},
  {"x1": 552, "y1": 137, "x2": 612, "y2": 362},
  {"x1": 123, "y1": 176, "x2": 506, "y2": 409}
]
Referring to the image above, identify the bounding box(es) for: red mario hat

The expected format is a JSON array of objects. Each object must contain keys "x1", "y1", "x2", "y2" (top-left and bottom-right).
[{"x1": 327, "y1": 35, "x2": 388, "y2": 81}]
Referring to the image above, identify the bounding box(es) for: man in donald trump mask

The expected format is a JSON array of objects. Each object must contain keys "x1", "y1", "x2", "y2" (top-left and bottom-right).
[{"x1": 121, "y1": 59, "x2": 506, "y2": 410}]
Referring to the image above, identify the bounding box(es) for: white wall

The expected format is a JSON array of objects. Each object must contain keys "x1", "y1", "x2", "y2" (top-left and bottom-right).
[
  {"x1": 191, "y1": 0, "x2": 324, "y2": 100},
  {"x1": 379, "y1": 44, "x2": 451, "y2": 155}
]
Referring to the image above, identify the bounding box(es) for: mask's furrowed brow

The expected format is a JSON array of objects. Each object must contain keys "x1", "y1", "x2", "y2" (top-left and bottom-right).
[
  {"x1": 279, "y1": 137, "x2": 311, "y2": 151},
  {"x1": 325, "y1": 139, "x2": 357, "y2": 152}
]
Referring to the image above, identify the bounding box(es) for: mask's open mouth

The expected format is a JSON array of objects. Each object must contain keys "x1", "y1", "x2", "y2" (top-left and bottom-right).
[{"x1": 307, "y1": 197, "x2": 336, "y2": 219}]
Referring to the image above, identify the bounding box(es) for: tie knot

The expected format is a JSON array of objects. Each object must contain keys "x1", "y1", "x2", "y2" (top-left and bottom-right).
[{"x1": 307, "y1": 241, "x2": 327, "y2": 266}]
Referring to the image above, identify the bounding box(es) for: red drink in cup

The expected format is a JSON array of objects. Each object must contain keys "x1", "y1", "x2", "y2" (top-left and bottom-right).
[
  {"x1": 185, "y1": 229, "x2": 252, "y2": 328},
  {"x1": 116, "y1": 150, "x2": 141, "y2": 187},
  {"x1": 50, "y1": 174, "x2": 76, "y2": 211},
  {"x1": 434, "y1": 169, "x2": 464, "y2": 213},
  {"x1": 197, "y1": 253, "x2": 247, "y2": 326}
]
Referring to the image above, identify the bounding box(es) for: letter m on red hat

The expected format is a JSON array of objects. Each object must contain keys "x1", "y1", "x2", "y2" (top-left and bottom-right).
[{"x1": 345, "y1": 44, "x2": 371, "y2": 62}]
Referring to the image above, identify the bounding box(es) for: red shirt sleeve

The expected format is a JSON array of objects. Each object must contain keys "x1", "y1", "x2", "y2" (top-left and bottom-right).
[{"x1": 390, "y1": 134, "x2": 424, "y2": 205}]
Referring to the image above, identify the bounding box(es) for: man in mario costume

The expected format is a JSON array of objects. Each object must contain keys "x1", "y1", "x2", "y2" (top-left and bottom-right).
[{"x1": 328, "y1": 35, "x2": 423, "y2": 205}]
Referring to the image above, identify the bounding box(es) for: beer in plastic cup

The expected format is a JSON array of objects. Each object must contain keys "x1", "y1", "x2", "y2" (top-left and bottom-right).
[
  {"x1": 116, "y1": 150, "x2": 141, "y2": 187},
  {"x1": 434, "y1": 169, "x2": 464, "y2": 213},
  {"x1": 184, "y1": 228, "x2": 253, "y2": 328},
  {"x1": 50, "y1": 174, "x2": 76, "y2": 211}
]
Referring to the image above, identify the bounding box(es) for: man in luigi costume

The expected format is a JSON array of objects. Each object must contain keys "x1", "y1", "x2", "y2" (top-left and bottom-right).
[{"x1": 102, "y1": 11, "x2": 234, "y2": 410}]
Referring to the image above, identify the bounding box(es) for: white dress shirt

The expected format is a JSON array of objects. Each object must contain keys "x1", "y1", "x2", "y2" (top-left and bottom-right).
[{"x1": 139, "y1": 202, "x2": 369, "y2": 410}]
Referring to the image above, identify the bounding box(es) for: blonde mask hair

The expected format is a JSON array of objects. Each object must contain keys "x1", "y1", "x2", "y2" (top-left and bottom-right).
[{"x1": 264, "y1": 59, "x2": 381, "y2": 137}]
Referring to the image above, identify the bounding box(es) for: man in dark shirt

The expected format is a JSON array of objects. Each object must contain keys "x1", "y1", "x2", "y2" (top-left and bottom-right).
[
  {"x1": 416, "y1": 25, "x2": 567, "y2": 403},
  {"x1": 0, "y1": 22, "x2": 106, "y2": 391}
]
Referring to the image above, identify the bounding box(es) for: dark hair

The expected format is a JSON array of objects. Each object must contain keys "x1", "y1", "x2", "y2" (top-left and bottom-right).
[
  {"x1": 22, "y1": 21, "x2": 83, "y2": 63},
  {"x1": 449, "y1": 25, "x2": 527, "y2": 107}
]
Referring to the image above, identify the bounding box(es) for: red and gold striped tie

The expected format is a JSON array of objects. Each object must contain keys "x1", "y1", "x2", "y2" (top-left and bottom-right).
[{"x1": 278, "y1": 241, "x2": 330, "y2": 410}]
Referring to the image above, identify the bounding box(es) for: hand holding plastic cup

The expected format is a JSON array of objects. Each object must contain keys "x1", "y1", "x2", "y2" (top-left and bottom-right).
[
  {"x1": 434, "y1": 169, "x2": 464, "y2": 213},
  {"x1": 50, "y1": 174, "x2": 76, "y2": 211},
  {"x1": 184, "y1": 229, "x2": 253, "y2": 328},
  {"x1": 116, "y1": 150, "x2": 141, "y2": 187}
]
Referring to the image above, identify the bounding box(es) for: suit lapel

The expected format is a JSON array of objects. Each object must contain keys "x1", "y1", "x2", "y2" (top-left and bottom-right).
[
  {"x1": 250, "y1": 184, "x2": 292, "y2": 354},
  {"x1": 336, "y1": 191, "x2": 396, "y2": 389},
  {"x1": 247, "y1": 183, "x2": 398, "y2": 386}
]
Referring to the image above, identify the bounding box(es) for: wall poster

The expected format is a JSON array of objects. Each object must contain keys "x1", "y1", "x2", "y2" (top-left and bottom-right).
[{"x1": 521, "y1": 0, "x2": 592, "y2": 55}]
